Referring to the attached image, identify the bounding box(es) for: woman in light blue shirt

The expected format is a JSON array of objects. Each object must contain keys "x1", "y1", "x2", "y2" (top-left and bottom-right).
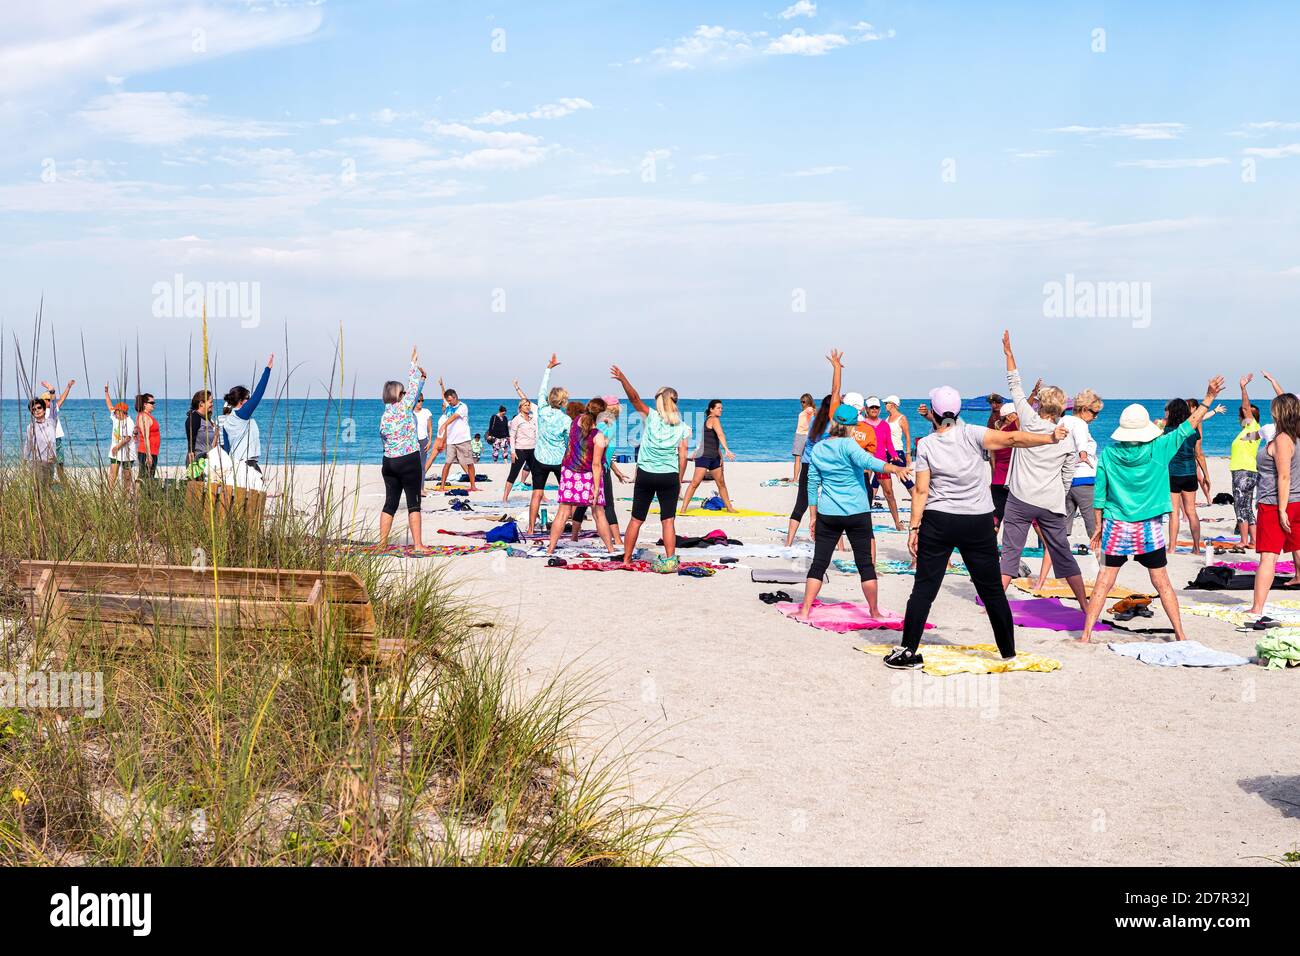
[{"x1": 794, "y1": 403, "x2": 913, "y2": 621}]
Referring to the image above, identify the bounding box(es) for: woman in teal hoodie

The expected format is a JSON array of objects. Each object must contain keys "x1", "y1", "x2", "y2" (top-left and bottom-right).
[{"x1": 1079, "y1": 375, "x2": 1226, "y2": 643}]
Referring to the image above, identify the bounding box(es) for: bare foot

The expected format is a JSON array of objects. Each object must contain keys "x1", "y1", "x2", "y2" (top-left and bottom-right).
[{"x1": 726, "y1": 507, "x2": 738, "y2": 513}]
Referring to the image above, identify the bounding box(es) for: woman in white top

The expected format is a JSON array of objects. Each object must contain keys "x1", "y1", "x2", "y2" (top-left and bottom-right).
[{"x1": 503, "y1": 389, "x2": 538, "y2": 504}]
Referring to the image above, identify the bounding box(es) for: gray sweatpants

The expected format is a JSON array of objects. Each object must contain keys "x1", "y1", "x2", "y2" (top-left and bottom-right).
[
  {"x1": 999, "y1": 492, "x2": 1082, "y2": 579},
  {"x1": 1064, "y1": 483, "x2": 1097, "y2": 537}
]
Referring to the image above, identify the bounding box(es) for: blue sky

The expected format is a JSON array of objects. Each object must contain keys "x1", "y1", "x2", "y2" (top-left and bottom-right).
[{"x1": 1, "y1": 1, "x2": 1297, "y2": 399}]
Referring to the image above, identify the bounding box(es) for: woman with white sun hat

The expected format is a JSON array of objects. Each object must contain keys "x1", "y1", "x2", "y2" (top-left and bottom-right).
[{"x1": 1078, "y1": 375, "x2": 1227, "y2": 644}]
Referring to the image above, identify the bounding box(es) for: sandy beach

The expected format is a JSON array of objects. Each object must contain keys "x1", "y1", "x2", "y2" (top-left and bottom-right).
[{"x1": 279, "y1": 457, "x2": 1298, "y2": 866}]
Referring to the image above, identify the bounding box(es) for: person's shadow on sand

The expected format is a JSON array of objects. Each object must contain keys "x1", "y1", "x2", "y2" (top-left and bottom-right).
[{"x1": 1239, "y1": 775, "x2": 1300, "y2": 820}]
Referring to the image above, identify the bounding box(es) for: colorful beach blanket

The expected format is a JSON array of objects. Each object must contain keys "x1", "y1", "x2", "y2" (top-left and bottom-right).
[
  {"x1": 1010, "y1": 578, "x2": 1145, "y2": 600},
  {"x1": 667, "y1": 507, "x2": 784, "y2": 518},
  {"x1": 1217, "y1": 560, "x2": 1297, "y2": 576},
  {"x1": 1106, "y1": 640, "x2": 1249, "y2": 667},
  {"x1": 1183, "y1": 600, "x2": 1300, "y2": 627},
  {"x1": 342, "y1": 542, "x2": 508, "y2": 559},
  {"x1": 855, "y1": 643, "x2": 1062, "y2": 677},
  {"x1": 833, "y1": 558, "x2": 970, "y2": 577},
  {"x1": 546, "y1": 559, "x2": 728, "y2": 574},
  {"x1": 775, "y1": 601, "x2": 929, "y2": 633},
  {"x1": 980, "y1": 596, "x2": 1111, "y2": 632}
]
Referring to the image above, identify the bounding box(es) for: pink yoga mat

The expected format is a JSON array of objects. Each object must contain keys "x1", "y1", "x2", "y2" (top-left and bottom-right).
[
  {"x1": 1218, "y1": 560, "x2": 1295, "y2": 576},
  {"x1": 977, "y1": 596, "x2": 1111, "y2": 632},
  {"x1": 776, "y1": 601, "x2": 933, "y2": 633}
]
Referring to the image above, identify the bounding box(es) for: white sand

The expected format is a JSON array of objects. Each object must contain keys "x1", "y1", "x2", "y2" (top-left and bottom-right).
[{"x1": 280, "y1": 458, "x2": 1300, "y2": 866}]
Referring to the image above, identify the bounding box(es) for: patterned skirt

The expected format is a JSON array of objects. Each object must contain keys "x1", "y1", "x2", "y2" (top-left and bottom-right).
[
  {"x1": 1101, "y1": 517, "x2": 1166, "y2": 556},
  {"x1": 558, "y1": 466, "x2": 604, "y2": 507}
]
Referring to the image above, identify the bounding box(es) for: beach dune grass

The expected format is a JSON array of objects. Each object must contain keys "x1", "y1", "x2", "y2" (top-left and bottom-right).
[{"x1": 0, "y1": 465, "x2": 697, "y2": 865}]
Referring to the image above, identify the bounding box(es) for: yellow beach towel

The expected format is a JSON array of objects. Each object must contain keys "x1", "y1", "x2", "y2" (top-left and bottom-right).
[
  {"x1": 856, "y1": 643, "x2": 1062, "y2": 677},
  {"x1": 1011, "y1": 578, "x2": 1147, "y2": 601},
  {"x1": 1184, "y1": 599, "x2": 1300, "y2": 627}
]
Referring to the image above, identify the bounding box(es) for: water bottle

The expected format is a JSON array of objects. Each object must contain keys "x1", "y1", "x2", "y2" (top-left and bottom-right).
[
  {"x1": 539, "y1": 507, "x2": 549, "y2": 532},
  {"x1": 1204, "y1": 542, "x2": 1213, "y2": 567}
]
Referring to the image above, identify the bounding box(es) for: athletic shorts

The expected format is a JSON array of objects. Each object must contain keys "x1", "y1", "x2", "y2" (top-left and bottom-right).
[
  {"x1": 1104, "y1": 548, "x2": 1168, "y2": 569},
  {"x1": 792, "y1": 434, "x2": 808, "y2": 457},
  {"x1": 631, "y1": 469, "x2": 680, "y2": 522},
  {"x1": 1257, "y1": 502, "x2": 1300, "y2": 555},
  {"x1": 1169, "y1": 474, "x2": 1198, "y2": 494},
  {"x1": 530, "y1": 459, "x2": 562, "y2": 491},
  {"x1": 694, "y1": 456, "x2": 722, "y2": 471}
]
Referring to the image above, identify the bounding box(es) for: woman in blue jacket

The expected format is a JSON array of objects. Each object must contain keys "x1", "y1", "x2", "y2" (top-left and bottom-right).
[{"x1": 794, "y1": 403, "x2": 914, "y2": 621}]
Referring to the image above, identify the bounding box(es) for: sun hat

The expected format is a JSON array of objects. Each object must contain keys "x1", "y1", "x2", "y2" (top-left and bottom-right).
[
  {"x1": 929, "y1": 386, "x2": 962, "y2": 418},
  {"x1": 1111, "y1": 403, "x2": 1163, "y2": 443},
  {"x1": 842, "y1": 391, "x2": 865, "y2": 411},
  {"x1": 865, "y1": 395, "x2": 881, "y2": 408},
  {"x1": 600, "y1": 394, "x2": 620, "y2": 407},
  {"x1": 113, "y1": 402, "x2": 128, "y2": 413},
  {"x1": 883, "y1": 394, "x2": 900, "y2": 407},
  {"x1": 833, "y1": 404, "x2": 860, "y2": 426}
]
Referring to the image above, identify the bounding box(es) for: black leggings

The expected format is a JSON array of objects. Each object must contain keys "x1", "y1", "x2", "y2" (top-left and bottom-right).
[
  {"x1": 573, "y1": 468, "x2": 618, "y2": 527},
  {"x1": 382, "y1": 451, "x2": 423, "y2": 515},
  {"x1": 902, "y1": 510, "x2": 1015, "y2": 657},
  {"x1": 808, "y1": 511, "x2": 876, "y2": 581},
  {"x1": 506, "y1": 447, "x2": 536, "y2": 485},
  {"x1": 631, "y1": 469, "x2": 680, "y2": 522},
  {"x1": 790, "y1": 466, "x2": 811, "y2": 522}
]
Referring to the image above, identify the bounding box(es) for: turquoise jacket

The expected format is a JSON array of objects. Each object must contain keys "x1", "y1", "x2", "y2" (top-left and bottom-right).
[
  {"x1": 807, "y1": 437, "x2": 889, "y2": 516},
  {"x1": 1094, "y1": 420, "x2": 1195, "y2": 522},
  {"x1": 534, "y1": 367, "x2": 572, "y2": 466}
]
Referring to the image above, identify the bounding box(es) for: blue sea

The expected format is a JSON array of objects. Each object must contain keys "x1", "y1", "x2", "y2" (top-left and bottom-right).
[{"x1": 0, "y1": 396, "x2": 1262, "y2": 467}]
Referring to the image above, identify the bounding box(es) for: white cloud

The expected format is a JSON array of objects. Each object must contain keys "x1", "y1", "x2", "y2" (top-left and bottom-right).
[
  {"x1": 0, "y1": 1, "x2": 323, "y2": 99},
  {"x1": 471, "y1": 98, "x2": 593, "y2": 126},
  {"x1": 429, "y1": 146, "x2": 554, "y2": 171},
  {"x1": 777, "y1": 2, "x2": 817, "y2": 19},
  {"x1": 1049, "y1": 123, "x2": 1187, "y2": 141},
  {"x1": 1115, "y1": 157, "x2": 1229, "y2": 169},
  {"x1": 644, "y1": 21, "x2": 891, "y2": 68},
  {"x1": 76, "y1": 90, "x2": 289, "y2": 145},
  {"x1": 372, "y1": 108, "x2": 417, "y2": 125},
  {"x1": 1012, "y1": 149, "x2": 1057, "y2": 160},
  {"x1": 338, "y1": 136, "x2": 441, "y2": 166},
  {"x1": 788, "y1": 165, "x2": 849, "y2": 177},
  {"x1": 429, "y1": 123, "x2": 541, "y2": 147},
  {"x1": 1242, "y1": 143, "x2": 1300, "y2": 159}
]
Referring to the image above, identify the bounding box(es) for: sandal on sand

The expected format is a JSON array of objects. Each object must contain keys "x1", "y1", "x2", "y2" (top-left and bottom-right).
[
  {"x1": 1236, "y1": 616, "x2": 1282, "y2": 632},
  {"x1": 758, "y1": 591, "x2": 792, "y2": 604}
]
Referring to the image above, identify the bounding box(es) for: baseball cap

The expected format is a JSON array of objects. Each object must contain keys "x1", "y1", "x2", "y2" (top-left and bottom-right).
[
  {"x1": 842, "y1": 391, "x2": 865, "y2": 411},
  {"x1": 833, "y1": 404, "x2": 860, "y2": 426},
  {"x1": 865, "y1": 395, "x2": 881, "y2": 408},
  {"x1": 883, "y1": 394, "x2": 900, "y2": 407},
  {"x1": 929, "y1": 386, "x2": 962, "y2": 418}
]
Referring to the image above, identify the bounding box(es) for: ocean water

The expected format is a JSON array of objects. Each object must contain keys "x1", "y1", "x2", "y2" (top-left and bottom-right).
[{"x1": 0, "y1": 396, "x2": 1265, "y2": 467}]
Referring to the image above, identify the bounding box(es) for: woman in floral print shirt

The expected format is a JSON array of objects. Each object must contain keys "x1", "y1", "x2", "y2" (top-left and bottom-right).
[{"x1": 378, "y1": 347, "x2": 432, "y2": 551}]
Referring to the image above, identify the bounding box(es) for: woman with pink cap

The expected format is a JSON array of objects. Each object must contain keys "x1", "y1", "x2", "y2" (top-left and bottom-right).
[{"x1": 884, "y1": 384, "x2": 1068, "y2": 670}]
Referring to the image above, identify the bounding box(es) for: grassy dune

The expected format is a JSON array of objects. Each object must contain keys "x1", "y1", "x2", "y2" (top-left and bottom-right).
[{"x1": 0, "y1": 465, "x2": 698, "y2": 865}]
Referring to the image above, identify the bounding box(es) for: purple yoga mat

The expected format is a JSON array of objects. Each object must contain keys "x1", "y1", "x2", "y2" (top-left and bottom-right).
[{"x1": 976, "y1": 596, "x2": 1111, "y2": 632}]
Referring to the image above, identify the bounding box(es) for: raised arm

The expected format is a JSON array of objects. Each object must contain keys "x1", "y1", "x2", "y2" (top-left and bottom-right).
[
  {"x1": 1262, "y1": 371, "x2": 1285, "y2": 398},
  {"x1": 1240, "y1": 374, "x2": 1256, "y2": 424},
  {"x1": 103, "y1": 383, "x2": 115, "y2": 413},
  {"x1": 539, "y1": 354, "x2": 560, "y2": 411},
  {"x1": 983, "y1": 424, "x2": 1067, "y2": 451},
  {"x1": 57, "y1": 379, "x2": 75, "y2": 406},
  {"x1": 1187, "y1": 377, "x2": 1227, "y2": 431},
  {"x1": 827, "y1": 350, "x2": 844, "y2": 419},
  {"x1": 512, "y1": 379, "x2": 528, "y2": 402},
  {"x1": 1002, "y1": 331, "x2": 1043, "y2": 429},
  {"x1": 609, "y1": 364, "x2": 649, "y2": 418},
  {"x1": 236, "y1": 354, "x2": 274, "y2": 420}
]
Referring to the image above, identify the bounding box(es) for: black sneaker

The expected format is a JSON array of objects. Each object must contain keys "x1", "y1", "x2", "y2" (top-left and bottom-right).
[{"x1": 883, "y1": 647, "x2": 924, "y2": 670}]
